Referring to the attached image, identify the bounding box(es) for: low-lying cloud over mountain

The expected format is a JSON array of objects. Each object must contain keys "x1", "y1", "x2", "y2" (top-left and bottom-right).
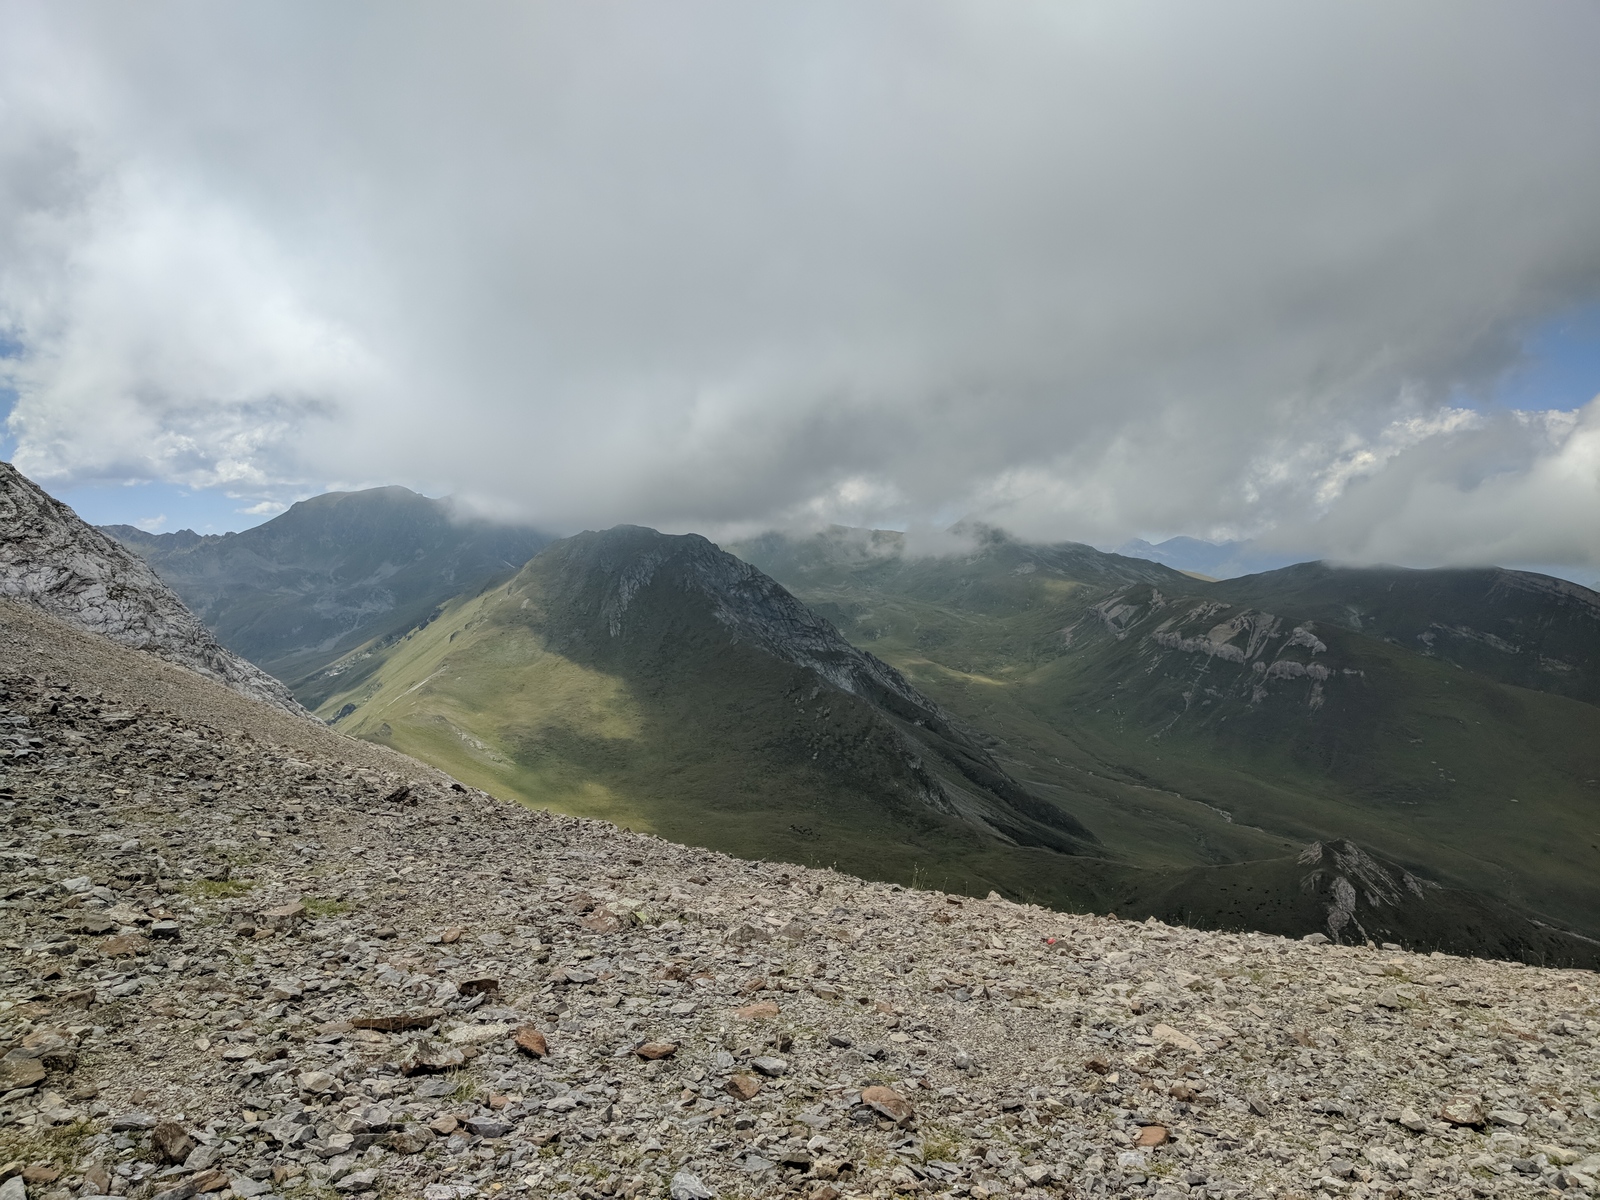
[{"x1": 3, "y1": 2, "x2": 1600, "y2": 569}]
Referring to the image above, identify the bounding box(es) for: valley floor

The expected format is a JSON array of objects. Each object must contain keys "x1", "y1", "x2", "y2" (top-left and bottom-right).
[{"x1": 3, "y1": 602, "x2": 1599, "y2": 1200}]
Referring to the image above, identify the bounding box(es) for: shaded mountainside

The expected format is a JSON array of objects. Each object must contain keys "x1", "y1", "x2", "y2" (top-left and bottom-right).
[
  {"x1": 104, "y1": 486, "x2": 549, "y2": 692},
  {"x1": 312, "y1": 525, "x2": 1101, "y2": 901},
  {"x1": 1213, "y1": 560, "x2": 1600, "y2": 706},
  {"x1": 0, "y1": 461, "x2": 304, "y2": 716},
  {"x1": 735, "y1": 525, "x2": 1600, "y2": 951}
]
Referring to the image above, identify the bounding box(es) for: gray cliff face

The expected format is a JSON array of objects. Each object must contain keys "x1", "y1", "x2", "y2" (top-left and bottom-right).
[{"x1": 0, "y1": 462, "x2": 308, "y2": 718}]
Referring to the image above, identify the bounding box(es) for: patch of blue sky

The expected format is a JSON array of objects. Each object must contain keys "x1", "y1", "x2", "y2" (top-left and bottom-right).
[
  {"x1": 48, "y1": 479, "x2": 284, "y2": 536},
  {"x1": 1481, "y1": 302, "x2": 1600, "y2": 413}
]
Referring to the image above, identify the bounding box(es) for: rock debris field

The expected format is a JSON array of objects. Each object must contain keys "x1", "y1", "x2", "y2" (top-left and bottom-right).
[{"x1": 3, "y1": 600, "x2": 1599, "y2": 1200}]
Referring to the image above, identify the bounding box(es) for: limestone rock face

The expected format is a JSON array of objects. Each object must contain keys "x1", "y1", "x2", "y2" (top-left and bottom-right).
[{"x1": 0, "y1": 461, "x2": 306, "y2": 717}]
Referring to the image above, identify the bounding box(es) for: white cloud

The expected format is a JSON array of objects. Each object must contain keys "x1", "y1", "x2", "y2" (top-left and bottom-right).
[
  {"x1": 237, "y1": 499, "x2": 286, "y2": 517},
  {"x1": 2, "y1": 1, "x2": 1600, "y2": 567},
  {"x1": 133, "y1": 512, "x2": 165, "y2": 533}
]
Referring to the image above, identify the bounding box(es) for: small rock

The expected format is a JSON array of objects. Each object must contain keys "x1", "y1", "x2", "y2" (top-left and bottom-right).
[
  {"x1": 334, "y1": 1169, "x2": 379, "y2": 1193},
  {"x1": 635, "y1": 1041, "x2": 677, "y2": 1060},
  {"x1": 1136, "y1": 1125, "x2": 1169, "y2": 1147},
  {"x1": 399, "y1": 1046, "x2": 465, "y2": 1075},
  {"x1": 1398, "y1": 1107, "x2": 1427, "y2": 1132},
  {"x1": 513, "y1": 1025, "x2": 549, "y2": 1057},
  {"x1": 109, "y1": 1111, "x2": 160, "y2": 1131},
  {"x1": 735, "y1": 1001, "x2": 780, "y2": 1020},
  {"x1": 100, "y1": 934, "x2": 149, "y2": 958},
  {"x1": 188, "y1": 1170, "x2": 229, "y2": 1194},
  {"x1": 384, "y1": 1129, "x2": 433, "y2": 1155},
  {"x1": 860, "y1": 1085, "x2": 914, "y2": 1125},
  {"x1": 260, "y1": 901, "x2": 307, "y2": 927},
  {"x1": 0, "y1": 1175, "x2": 23, "y2": 1200},
  {"x1": 750, "y1": 1055, "x2": 789, "y2": 1077},
  {"x1": 463, "y1": 1116, "x2": 513, "y2": 1138},
  {"x1": 1439, "y1": 1096, "x2": 1486, "y2": 1127},
  {"x1": 458, "y1": 978, "x2": 498, "y2": 996},
  {"x1": 723, "y1": 1074, "x2": 762, "y2": 1102},
  {"x1": 1152, "y1": 1023, "x2": 1202, "y2": 1054},
  {"x1": 670, "y1": 1170, "x2": 714, "y2": 1200},
  {"x1": 1489, "y1": 1109, "x2": 1528, "y2": 1127},
  {"x1": 1364, "y1": 1145, "x2": 1408, "y2": 1174},
  {"x1": 152, "y1": 1121, "x2": 198, "y2": 1164},
  {"x1": 298, "y1": 1070, "x2": 340, "y2": 1094}
]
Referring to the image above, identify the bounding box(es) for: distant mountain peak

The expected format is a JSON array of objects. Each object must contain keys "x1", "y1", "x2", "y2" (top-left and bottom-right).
[{"x1": 0, "y1": 461, "x2": 307, "y2": 717}]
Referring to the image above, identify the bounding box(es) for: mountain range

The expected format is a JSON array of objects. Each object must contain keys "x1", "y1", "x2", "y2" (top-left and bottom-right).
[
  {"x1": 106, "y1": 486, "x2": 549, "y2": 694},
  {"x1": 81, "y1": 477, "x2": 1600, "y2": 964}
]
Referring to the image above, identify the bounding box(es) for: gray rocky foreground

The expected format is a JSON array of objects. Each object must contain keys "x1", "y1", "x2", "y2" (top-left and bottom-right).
[{"x1": 2, "y1": 599, "x2": 1599, "y2": 1200}]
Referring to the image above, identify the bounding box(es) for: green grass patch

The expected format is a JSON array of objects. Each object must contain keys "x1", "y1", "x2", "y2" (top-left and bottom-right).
[{"x1": 301, "y1": 896, "x2": 353, "y2": 917}]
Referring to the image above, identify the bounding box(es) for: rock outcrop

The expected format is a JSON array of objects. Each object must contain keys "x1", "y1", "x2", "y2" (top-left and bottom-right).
[{"x1": 0, "y1": 462, "x2": 306, "y2": 718}]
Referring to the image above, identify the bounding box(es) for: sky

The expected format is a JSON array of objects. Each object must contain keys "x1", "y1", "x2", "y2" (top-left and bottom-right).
[{"x1": 4, "y1": 2, "x2": 1600, "y2": 576}]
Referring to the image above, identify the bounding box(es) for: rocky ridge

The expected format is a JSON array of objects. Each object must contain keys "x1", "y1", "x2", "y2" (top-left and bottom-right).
[
  {"x1": 0, "y1": 465, "x2": 304, "y2": 719},
  {"x1": 3, "y1": 600, "x2": 1599, "y2": 1200}
]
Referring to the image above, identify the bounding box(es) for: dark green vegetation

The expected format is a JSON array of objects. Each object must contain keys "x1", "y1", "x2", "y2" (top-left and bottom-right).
[
  {"x1": 734, "y1": 525, "x2": 1600, "y2": 961},
  {"x1": 106, "y1": 487, "x2": 548, "y2": 694}
]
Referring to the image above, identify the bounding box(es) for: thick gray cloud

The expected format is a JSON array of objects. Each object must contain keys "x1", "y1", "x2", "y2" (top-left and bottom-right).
[{"x1": 4, "y1": 1, "x2": 1600, "y2": 567}]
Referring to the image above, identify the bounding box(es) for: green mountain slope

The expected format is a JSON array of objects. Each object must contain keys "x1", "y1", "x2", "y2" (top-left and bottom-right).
[
  {"x1": 304, "y1": 521, "x2": 1597, "y2": 965},
  {"x1": 311, "y1": 526, "x2": 1129, "y2": 904},
  {"x1": 734, "y1": 526, "x2": 1600, "y2": 948},
  {"x1": 105, "y1": 486, "x2": 549, "y2": 691}
]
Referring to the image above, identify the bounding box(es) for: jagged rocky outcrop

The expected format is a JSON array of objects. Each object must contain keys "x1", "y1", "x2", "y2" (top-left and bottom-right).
[{"x1": 0, "y1": 461, "x2": 307, "y2": 718}]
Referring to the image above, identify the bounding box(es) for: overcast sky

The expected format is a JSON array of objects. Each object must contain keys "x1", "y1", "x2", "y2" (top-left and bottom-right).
[{"x1": 4, "y1": 1, "x2": 1600, "y2": 571}]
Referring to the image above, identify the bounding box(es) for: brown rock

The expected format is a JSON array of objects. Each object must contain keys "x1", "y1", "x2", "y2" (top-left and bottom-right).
[
  {"x1": 190, "y1": 1170, "x2": 229, "y2": 1193},
  {"x1": 152, "y1": 1121, "x2": 197, "y2": 1164},
  {"x1": 100, "y1": 934, "x2": 149, "y2": 958},
  {"x1": 860, "y1": 1085, "x2": 914, "y2": 1125},
  {"x1": 513, "y1": 1025, "x2": 549, "y2": 1058},
  {"x1": 0, "y1": 1057, "x2": 46, "y2": 1089},
  {"x1": 735, "y1": 1000, "x2": 781, "y2": 1020},
  {"x1": 1084, "y1": 1056, "x2": 1112, "y2": 1075},
  {"x1": 1439, "y1": 1095, "x2": 1486, "y2": 1127},
  {"x1": 428, "y1": 1115, "x2": 459, "y2": 1136},
  {"x1": 351, "y1": 1012, "x2": 441, "y2": 1033},
  {"x1": 580, "y1": 910, "x2": 623, "y2": 934},
  {"x1": 723, "y1": 1073, "x2": 762, "y2": 1102},
  {"x1": 1136, "y1": 1124, "x2": 1169, "y2": 1147},
  {"x1": 439, "y1": 927, "x2": 464, "y2": 944},
  {"x1": 83, "y1": 1165, "x2": 111, "y2": 1193},
  {"x1": 459, "y1": 978, "x2": 499, "y2": 996},
  {"x1": 635, "y1": 1041, "x2": 677, "y2": 1060}
]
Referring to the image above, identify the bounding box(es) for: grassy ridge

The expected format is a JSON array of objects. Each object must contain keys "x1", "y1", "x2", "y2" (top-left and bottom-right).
[{"x1": 736, "y1": 529, "x2": 1600, "y2": 940}]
